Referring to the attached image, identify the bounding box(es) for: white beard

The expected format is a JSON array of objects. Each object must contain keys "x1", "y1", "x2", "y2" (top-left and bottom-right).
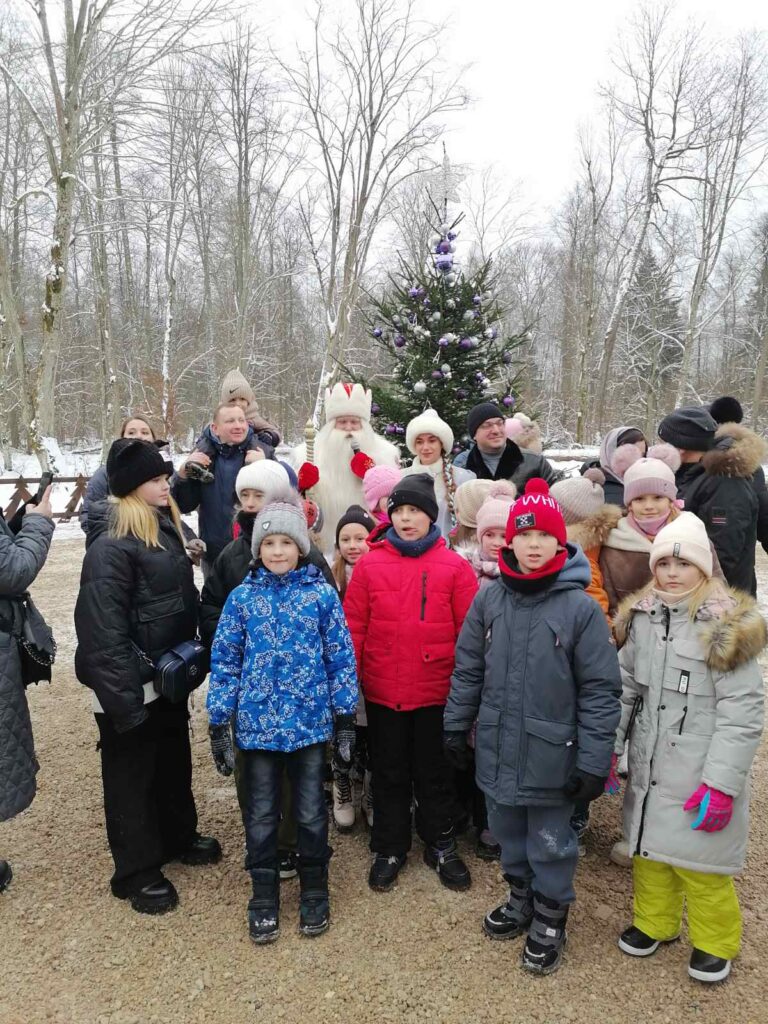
[{"x1": 293, "y1": 420, "x2": 400, "y2": 554}]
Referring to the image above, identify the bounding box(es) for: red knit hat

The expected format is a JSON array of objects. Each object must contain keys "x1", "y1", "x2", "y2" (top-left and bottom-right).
[{"x1": 506, "y1": 478, "x2": 567, "y2": 546}]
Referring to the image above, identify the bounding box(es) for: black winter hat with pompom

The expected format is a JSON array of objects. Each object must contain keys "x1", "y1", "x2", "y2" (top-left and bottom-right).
[
  {"x1": 106, "y1": 438, "x2": 174, "y2": 498},
  {"x1": 709, "y1": 396, "x2": 743, "y2": 425}
]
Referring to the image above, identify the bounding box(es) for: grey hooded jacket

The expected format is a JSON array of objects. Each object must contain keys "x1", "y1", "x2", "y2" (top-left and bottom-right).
[
  {"x1": 0, "y1": 511, "x2": 55, "y2": 821},
  {"x1": 614, "y1": 583, "x2": 766, "y2": 875},
  {"x1": 445, "y1": 543, "x2": 621, "y2": 807}
]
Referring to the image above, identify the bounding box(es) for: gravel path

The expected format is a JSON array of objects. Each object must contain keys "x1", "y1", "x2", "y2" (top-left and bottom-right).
[{"x1": 3, "y1": 539, "x2": 768, "y2": 1024}]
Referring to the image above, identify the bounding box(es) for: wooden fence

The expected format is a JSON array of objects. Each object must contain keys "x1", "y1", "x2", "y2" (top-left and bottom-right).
[{"x1": 1, "y1": 476, "x2": 90, "y2": 522}]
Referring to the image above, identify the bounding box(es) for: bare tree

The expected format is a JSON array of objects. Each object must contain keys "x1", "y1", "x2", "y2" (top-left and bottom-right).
[{"x1": 280, "y1": 0, "x2": 467, "y2": 420}]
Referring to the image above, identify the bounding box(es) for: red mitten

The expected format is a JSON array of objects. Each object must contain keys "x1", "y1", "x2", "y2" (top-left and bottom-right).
[
  {"x1": 297, "y1": 462, "x2": 320, "y2": 493},
  {"x1": 604, "y1": 752, "x2": 620, "y2": 795},
  {"x1": 351, "y1": 451, "x2": 375, "y2": 479},
  {"x1": 683, "y1": 784, "x2": 733, "y2": 832}
]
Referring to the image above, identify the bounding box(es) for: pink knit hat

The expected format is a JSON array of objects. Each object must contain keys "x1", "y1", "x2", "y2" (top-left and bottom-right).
[
  {"x1": 476, "y1": 483, "x2": 518, "y2": 541},
  {"x1": 362, "y1": 465, "x2": 401, "y2": 512},
  {"x1": 614, "y1": 444, "x2": 681, "y2": 504}
]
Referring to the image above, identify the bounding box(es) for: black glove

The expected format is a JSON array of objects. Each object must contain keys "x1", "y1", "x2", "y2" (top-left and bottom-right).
[
  {"x1": 334, "y1": 714, "x2": 356, "y2": 765},
  {"x1": 443, "y1": 730, "x2": 472, "y2": 772},
  {"x1": 563, "y1": 769, "x2": 606, "y2": 803},
  {"x1": 209, "y1": 723, "x2": 235, "y2": 776},
  {"x1": 7, "y1": 505, "x2": 28, "y2": 535}
]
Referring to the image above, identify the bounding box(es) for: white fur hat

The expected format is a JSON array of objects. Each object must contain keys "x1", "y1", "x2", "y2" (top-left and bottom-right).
[
  {"x1": 235, "y1": 460, "x2": 289, "y2": 499},
  {"x1": 324, "y1": 382, "x2": 372, "y2": 424},
  {"x1": 406, "y1": 408, "x2": 454, "y2": 456}
]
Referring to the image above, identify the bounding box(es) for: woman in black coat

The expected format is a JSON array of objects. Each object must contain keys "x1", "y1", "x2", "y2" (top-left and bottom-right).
[{"x1": 74, "y1": 439, "x2": 220, "y2": 915}]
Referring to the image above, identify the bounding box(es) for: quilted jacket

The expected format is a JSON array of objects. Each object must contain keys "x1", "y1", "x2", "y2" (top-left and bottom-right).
[
  {"x1": 0, "y1": 511, "x2": 55, "y2": 822},
  {"x1": 342, "y1": 530, "x2": 478, "y2": 710},
  {"x1": 207, "y1": 562, "x2": 358, "y2": 752}
]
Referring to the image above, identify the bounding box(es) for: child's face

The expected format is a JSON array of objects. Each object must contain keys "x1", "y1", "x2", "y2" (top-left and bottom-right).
[
  {"x1": 629, "y1": 494, "x2": 672, "y2": 519},
  {"x1": 481, "y1": 527, "x2": 506, "y2": 561},
  {"x1": 228, "y1": 397, "x2": 250, "y2": 412},
  {"x1": 239, "y1": 488, "x2": 265, "y2": 514},
  {"x1": 413, "y1": 433, "x2": 443, "y2": 466},
  {"x1": 260, "y1": 534, "x2": 300, "y2": 574},
  {"x1": 511, "y1": 530, "x2": 559, "y2": 573},
  {"x1": 135, "y1": 474, "x2": 170, "y2": 508},
  {"x1": 391, "y1": 504, "x2": 431, "y2": 541},
  {"x1": 654, "y1": 556, "x2": 705, "y2": 592},
  {"x1": 338, "y1": 524, "x2": 369, "y2": 565}
]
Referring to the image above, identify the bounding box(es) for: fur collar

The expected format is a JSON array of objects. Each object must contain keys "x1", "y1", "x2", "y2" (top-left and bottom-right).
[
  {"x1": 613, "y1": 580, "x2": 767, "y2": 672},
  {"x1": 567, "y1": 504, "x2": 622, "y2": 551},
  {"x1": 701, "y1": 423, "x2": 767, "y2": 479}
]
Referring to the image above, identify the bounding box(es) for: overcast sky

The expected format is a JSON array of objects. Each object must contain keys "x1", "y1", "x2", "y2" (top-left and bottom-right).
[{"x1": 263, "y1": 0, "x2": 768, "y2": 221}]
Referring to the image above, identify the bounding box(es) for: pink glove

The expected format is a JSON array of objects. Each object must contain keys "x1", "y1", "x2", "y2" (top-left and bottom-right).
[
  {"x1": 683, "y1": 784, "x2": 733, "y2": 832},
  {"x1": 604, "y1": 752, "x2": 620, "y2": 795}
]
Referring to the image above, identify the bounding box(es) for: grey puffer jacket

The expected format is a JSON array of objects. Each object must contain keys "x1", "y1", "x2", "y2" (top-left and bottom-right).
[
  {"x1": 445, "y1": 543, "x2": 622, "y2": 806},
  {"x1": 614, "y1": 582, "x2": 766, "y2": 875},
  {"x1": 0, "y1": 511, "x2": 55, "y2": 822}
]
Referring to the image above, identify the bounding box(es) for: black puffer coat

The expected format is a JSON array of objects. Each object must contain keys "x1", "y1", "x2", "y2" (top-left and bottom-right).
[
  {"x1": 74, "y1": 501, "x2": 199, "y2": 733},
  {"x1": 0, "y1": 510, "x2": 55, "y2": 822},
  {"x1": 199, "y1": 511, "x2": 336, "y2": 647},
  {"x1": 460, "y1": 439, "x2": 561, "y2": 488}
]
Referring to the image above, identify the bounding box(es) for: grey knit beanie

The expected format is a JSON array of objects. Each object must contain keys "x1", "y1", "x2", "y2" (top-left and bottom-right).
[
  {"x1": 252, "y1": 483, "x2": 310, "y2": 558},
  {"x1": 550, "y1": 468, "x2": 606, "y2": 525}
]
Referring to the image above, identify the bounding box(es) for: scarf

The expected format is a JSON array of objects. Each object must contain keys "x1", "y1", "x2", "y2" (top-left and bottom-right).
[
  {"x1": 499, "y1": 546, "x2": 567, "y2": 592},
  {"x1": 469, "y1": 548, "x2": 500, "y2": 580},
  {"x1": 385, "y1": 524, "x2": 442, "y2": 558},
  {"x1": 652, "y1": 579, "x2": 708, "y2": 608},
  {"x1": 627, "y1": 510, "x2": 672, "y2": 539}
]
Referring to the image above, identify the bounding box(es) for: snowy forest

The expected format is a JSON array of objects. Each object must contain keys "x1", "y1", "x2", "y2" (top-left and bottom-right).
[{"x1": 1, "y1": 0, "x2": 768, "y2": 464}]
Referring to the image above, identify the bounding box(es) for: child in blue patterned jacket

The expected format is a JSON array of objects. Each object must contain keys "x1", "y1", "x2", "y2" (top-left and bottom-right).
[{"x1": 206, "y1": 483, "x2": 358, "y2": 945}]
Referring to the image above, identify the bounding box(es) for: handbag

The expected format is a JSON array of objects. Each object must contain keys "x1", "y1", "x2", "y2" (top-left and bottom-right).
[
  {"x1": 17, "y1": 594, "x2": 57, "y2": 688},
  {"x1": 132, "y1": 639, "x2": 209, "y2": 704}
]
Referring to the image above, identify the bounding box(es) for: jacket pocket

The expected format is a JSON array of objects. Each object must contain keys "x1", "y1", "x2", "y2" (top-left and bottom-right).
[
  {"x1": 658, "y1": 731, "x2": 710, "y2": 803},
  {"x1": 521, "y1": 716, "x2": 577, "y2": 791},
  {"x1": 474, "y1": 703, "x2": 501, "y2": 787},
  {"x1": 136, "y1": 593, "x2": 186, "y2": 623}
]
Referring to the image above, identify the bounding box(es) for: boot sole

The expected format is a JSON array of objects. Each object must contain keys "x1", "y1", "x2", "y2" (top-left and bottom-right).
[
  {"x1": 250, "y1": 928, "x2": 280, "y2": 945},
  {"x1": 129, "y1": 894, "x2": 179, "y2": 915},
  {"x1": 333, "y1": 819, "x2": 355, "y2": 834},
  {"x1": 521, "y1": 934, "x2": 568, "y2": 976},
  {"x1": 619, "y1": 934, "x2": 679, "y2": 958},
  {"x1": 299, "y1": 920, "x2": 330, "y2": 938},
  {"x1": 0, "y1": 865, "x2": 12, "y2": 893},
  {"x1": 483, "y1": 919, "x2": 530, "y2": 941},
  {"x1": 178, "y1": 850, "x2": 223, "y2": 867},
  {"x1": 688, "y1": 960, "x2": 731, "y2": 984}
]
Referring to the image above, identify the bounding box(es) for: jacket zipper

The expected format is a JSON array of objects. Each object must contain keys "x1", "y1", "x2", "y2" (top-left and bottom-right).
[
  {"x1": 678, "y1": 706, "x2": 688, "y2": 735},
  {"x1": 635, "y1": 606, "x2": 672, "y2": 856},
  {"x1": 420, "y1": 572, "x2": 427, "y2": 620}
]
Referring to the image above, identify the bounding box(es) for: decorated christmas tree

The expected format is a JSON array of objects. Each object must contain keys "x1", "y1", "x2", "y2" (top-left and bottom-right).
[{"x1": 357, "y1": 202, "x2": 525, "y2": 455}]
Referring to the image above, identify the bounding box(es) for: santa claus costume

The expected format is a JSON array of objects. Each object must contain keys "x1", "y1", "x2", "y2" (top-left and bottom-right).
[{"x1": 293, "y1": 383, "x2": 400, "y2": 553}]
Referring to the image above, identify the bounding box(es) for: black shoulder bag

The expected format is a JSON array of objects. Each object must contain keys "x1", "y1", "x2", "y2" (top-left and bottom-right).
[
  {"x1": 132, "y1": 639, "x2": 210, "y2": 704},
  {"x1": 17, "y1": 594, "x2": 57, "y2": 688}
]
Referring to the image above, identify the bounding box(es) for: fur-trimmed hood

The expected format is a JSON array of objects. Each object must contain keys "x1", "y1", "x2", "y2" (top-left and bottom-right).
[
  {"x1": 701, "y1": 423, "x2": 767, "y2": 480},
  {"x1": 613, "y1": 579, "x2": 767, "y2": 672},
  {"x1": 567, "y1": 504, "x2": 622, "y2": 552}
]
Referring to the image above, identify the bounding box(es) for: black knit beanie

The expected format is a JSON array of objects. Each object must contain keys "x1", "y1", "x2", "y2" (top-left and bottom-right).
[
  {"x1": 467, "y1": 402, "x2": 505, "y2": 439},
  {"x1": 387, "y1": 473, "x2": 439, "y2": 523},
  {"x1": 657, "y1": 407, "x2": 717, "y2": 452},
  {"x1": 107, "y1": 438, "x2": 174, "y2": 498},
  {"x1": 335, "y1": 504, "x2": 376, "y2": 546},
  {"x1": 709, "y1": 396, "x2": 743, "y2": 425}
]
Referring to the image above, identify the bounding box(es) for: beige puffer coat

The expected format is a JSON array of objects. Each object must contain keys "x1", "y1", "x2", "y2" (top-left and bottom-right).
[{"x1": 613, "y1": 582, "x2": 766, "y2": 875}]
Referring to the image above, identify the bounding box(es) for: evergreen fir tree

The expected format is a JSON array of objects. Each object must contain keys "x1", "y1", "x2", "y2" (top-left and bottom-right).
[{"x1": 356, "y1": 205, "x2": 524, "y2": 455}]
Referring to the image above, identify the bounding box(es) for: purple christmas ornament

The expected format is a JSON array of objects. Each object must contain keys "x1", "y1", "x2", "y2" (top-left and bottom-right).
[
  {"x1": 393, "y1": 334, "x2": 406, "y2": 348},
  {"x1": 435, "y1": 253, "x2": 453, "y2": 272},
  {"x1": 395, "y1": 425, "x2": 405, "y2": 435},
  {"x1": 502, "y1": 350, "x2": 512, "y2": 365},
  {"x1": 372, "y1": 326, "x2": 382, "y2": 338},
  {"x1": 502, "y1": 395, "x2": 515, "y2": 408},
  {"x1": 371, "y1": 403, "x2": 380, "y2": 415},
  {"x1": 408, "y1": 285, "x2": 425, "y2": 299},
  {"x1": 436, "y1": 239, "x2": 452, "y2": 254},
  {"x1": 455, "y1": 388, "x2": 468, "y2": 399},
  {"x1": 473, "y1": 294, "x2": 482, "y2": 306},
  {"x1": 437, "y1": 335, "x2": 450, "y2": 348},
  {"x1": 459, "y1": 337, "x2": 472, "y2": 351},
  {"x1": 385, "y1": 423, "x2": 396, "y2": 435},
  {"x1": 447, "y1": 231, "x2": 457, "y2": 241},
  {"x1": 431, "y1": 370, "x2": 443, "y2": 380}
]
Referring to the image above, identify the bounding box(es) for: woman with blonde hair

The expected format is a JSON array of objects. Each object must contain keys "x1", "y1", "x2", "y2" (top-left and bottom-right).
[{"x1": 75, "y1": 439, "x2": 220, "y2": 915}]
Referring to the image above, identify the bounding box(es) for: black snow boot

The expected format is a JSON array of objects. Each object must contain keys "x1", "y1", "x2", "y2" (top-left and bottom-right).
[
  {"x1": 368, "y1": 853, "x2": 407, "y2": 892},
  {"x1": 423, "y1": 834, "x2": 472, "y2": 892},
  {"x1": 248, "y1": 867, "x2": 280, "y2": 945},
  {"x1": 298, "y1": 860, "x2": 330, "y2": 937},
  {"x1": 484, "y1": 875, "x2": 534, "y2": 940},
  {"x1": 521, "y1": 892, "x2": 569, "y2": 975},
  {"x1": 128, "y1": 875, "x2": 179, "y2": 915},
  {"x1": 0, "y1": 859, "x2": 12, "y2": 893}
]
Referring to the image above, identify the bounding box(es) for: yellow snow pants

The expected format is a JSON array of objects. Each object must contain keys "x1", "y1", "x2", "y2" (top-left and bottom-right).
[{"x1": 633, "y1": 856, "x2": 742, "y2": 960}]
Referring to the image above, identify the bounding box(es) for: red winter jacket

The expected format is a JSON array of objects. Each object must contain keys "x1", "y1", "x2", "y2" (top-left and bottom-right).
[{"x1": 343, "y1": 533, "x2": 478, "y2": 711}]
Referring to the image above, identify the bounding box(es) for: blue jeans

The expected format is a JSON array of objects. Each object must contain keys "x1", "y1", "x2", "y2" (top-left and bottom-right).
[{"x1": 239, "y1": 742, "x2": 330, "y2": 870}]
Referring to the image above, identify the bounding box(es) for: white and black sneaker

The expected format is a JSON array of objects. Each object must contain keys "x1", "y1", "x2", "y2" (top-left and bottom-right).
[
  {"x1": 483, "y1": 875, "x2": 533, "y2": 940},
  {"x1": 618, "y1": 925, "x2": 679, "y2": 957},
  {"x1": 521, "y1": 893, "x2": 568, "y2": 975},
  {"x1": 688, "y1": 948, "x2": 731, "y2": 983}
]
